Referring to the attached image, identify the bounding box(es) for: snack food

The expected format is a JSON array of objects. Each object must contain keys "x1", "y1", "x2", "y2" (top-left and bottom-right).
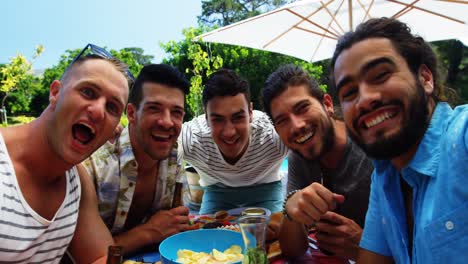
[
  {"x1": 177, "y1": 245, "x2": 243, "y2": 264},
  {"x1": 214, "y1": 210, "x2": 229, "y2": 220}
]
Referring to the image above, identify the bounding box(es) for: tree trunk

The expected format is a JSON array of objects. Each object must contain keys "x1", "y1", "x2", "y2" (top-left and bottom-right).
[{"x1": 1, "y1": 93, "x2": 10, "y2": 125}]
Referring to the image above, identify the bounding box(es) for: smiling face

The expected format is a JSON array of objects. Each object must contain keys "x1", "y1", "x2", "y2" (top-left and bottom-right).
[
  {"x1": 127, "y1": 82, "x2": 185, "y2": 160},
  {"x1": 48, "y1": 59, "x2": 129, "y2": 165},
  {"x1": 206, "y1": 93, "x2": 252, "y2": 164},
  {"x1": 333, "y1": 38, "x2": 434, "y2": 159},
  {"x1": 271, "y1": 85, "x2": 335, "y2": 160}
]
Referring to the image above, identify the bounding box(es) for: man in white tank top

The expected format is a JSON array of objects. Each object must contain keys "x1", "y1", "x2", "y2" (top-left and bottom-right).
[{"x1": 0, "y1": 44, "x2": 131, "y2": 264}]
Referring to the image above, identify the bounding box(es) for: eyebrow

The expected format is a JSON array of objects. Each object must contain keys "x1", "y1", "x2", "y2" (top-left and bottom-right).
[
  {"x1": 209, "y1": 109, "x2": 245, "y2": 119},
  {"x1": 272, "y1": 99, "x2": 308, "y2": 122},
  {"x1": 335, "y1": 57, "x2": 396, "y2": 92},
  {"x1": 81, "y1": 80, "x2": 125, "y2": 108},
  {"x1": 292, "y1": 99, "x2": 309, "y2": 111},
  {"x1": 144, "y1": 101, "x2": 184, "y2": 111}
]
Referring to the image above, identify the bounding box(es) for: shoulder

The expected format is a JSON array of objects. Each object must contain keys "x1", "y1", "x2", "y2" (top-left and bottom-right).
[
  {"x1": 251, "y1": 110, "x2": 277, "y2": 138},
  {"x1": 447, "y1": 104, "x2": 468, "y2": 131},
  {"x1": 346, "y1": 138, "x2": 374, "y2": 169},
  {"x1": 252, "y1": 110, "x2": 274, "y2": 127},
  {"x1": 251, "y1": 110, "x2": 287, "y2": 152},
  {"x1": 288, "y1": 150, "x2": 305, "y2": 164},
  {"x1": 184, "y1": 114, "x2": 209, "y2": 129},
  {"x1": 182, "y1": 114, "x2": 211, "y2": 138},
  {"x1": 82, "y1": 142, "x2": 115, "y2": 169},
  {"x1": 444, "y1": 104, "x2": 468, "y2": 150}
]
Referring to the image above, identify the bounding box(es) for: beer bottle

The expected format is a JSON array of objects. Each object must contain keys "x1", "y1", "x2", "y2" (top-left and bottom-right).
[
  {"x1": 106, "y1": 245, "x2": 123, "y2": 264},
  {"x1": 171, "y1": 175, "x2": 184, "y2": 208}
]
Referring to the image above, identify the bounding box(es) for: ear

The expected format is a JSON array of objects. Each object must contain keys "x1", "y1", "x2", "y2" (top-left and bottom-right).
[
  {"x1": 322, "y1": 94, "x2": 335, "y2": 116},
  {"x1": 418, "y1": 64, "x2": 434, "y2": 96},
  {"x1": 126, "y1": 103, "x2": 137, "y2": 124},
  {"x1": 49, "y1": 80, "x2": 62, "y2": 108},
  {"x1": 248, "y1": 102, "x2": 253, "y2": 123}
]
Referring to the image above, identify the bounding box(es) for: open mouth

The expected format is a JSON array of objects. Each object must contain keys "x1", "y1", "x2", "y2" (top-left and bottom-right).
[
  {"x1": 72, "y1": 123, "x2": 96, "y2": 145},
  {"x1": 223, "y1": 138, "x2": 238, "y2": 145},
  {"x1": 294, "y1": 129, "x2": 315, "y2": 144},
  {"x1": 364, "y1": 110, "x2": 398, "y2": 129},
  {"x1": 151, "y1": 132, "x2": 171, "y2": 142}
]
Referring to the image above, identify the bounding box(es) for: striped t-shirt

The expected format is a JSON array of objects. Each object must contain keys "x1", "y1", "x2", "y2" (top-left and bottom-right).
[
  {"x1": 0, "y1": 134, "x2": 81, "y2": 263},
  {"x1": 179, "y1": 110, "x2": 289, "y2": 187}
]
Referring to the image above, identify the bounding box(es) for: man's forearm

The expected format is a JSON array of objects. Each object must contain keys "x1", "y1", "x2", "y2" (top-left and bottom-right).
[
  {"x1": 113, "y1": 224, "x2": 157, "y2": 255},
  {"x1": 278, "y1": 218, "x2": 308, "y2": 257}
]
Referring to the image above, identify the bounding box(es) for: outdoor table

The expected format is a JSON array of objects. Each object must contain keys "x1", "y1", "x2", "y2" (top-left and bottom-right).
[{"x1": 125, "y1": 213, "x2": 349, "y2": 264}]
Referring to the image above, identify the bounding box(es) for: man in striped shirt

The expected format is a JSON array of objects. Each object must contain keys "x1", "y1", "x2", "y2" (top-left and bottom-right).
[
  {"x1": 179, "y1": 69, "x2": 289, "y2": 214},
  {"x1": 0, "y1": 46, "x2": 131, "y2": 263}
]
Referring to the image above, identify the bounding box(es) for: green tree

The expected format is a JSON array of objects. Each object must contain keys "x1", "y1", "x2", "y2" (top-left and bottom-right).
[
  {"x1": 161, "y1": 26, "x2": 323, "y2": 118},
  {"x1": 6, "y1": 74, "x2": 42, "y2": 114},
  {"x1": 0, "y1": 45, "x2": 43, "y2": 123},
  {"x1": 161, "y1": 0, "x2": 322, "y2": 120},
  {"x1": 162, "y1": 26, "x2": 223, "y2": 120},
  {"x1": 209, "y1": 42, "x2": 324, "y2": 109},
  {"x1": 432, "y1": 40, "x2": 468, "y2": 105},
  {"x1": 199, "y1": 0, "x2": 291, "y2": 26},
  {"x1": 121, "y1": 47, "x2": 154, "y2": 65}
]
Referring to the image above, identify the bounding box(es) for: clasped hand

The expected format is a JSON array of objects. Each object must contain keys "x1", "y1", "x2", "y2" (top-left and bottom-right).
[
  {"x1": 144, "y1": 206, "x2": 191, "y2": 242},
  {"x1": 284, "y1": 183, "x2": 362, "y2": 260}
]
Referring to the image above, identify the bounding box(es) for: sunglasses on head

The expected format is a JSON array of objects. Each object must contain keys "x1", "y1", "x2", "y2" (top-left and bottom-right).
[{"x1": 63, "y1": 43, "x2": 135, "y2": 81}]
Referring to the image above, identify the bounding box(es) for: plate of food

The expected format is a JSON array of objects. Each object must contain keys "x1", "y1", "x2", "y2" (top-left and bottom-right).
[{"x1": 159, "y1": 229, "x2": 245, "y2": 264}]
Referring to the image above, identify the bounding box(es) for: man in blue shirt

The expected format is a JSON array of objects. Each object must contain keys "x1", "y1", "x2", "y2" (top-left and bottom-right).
[{"x1": 330, "y1": 17, "x2": 468, "y2": 263}]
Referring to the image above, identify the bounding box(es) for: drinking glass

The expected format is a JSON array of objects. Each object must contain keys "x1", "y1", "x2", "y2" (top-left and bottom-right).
[{"x1": 238, "y1": 215, "x2": 269, "y2": 264}]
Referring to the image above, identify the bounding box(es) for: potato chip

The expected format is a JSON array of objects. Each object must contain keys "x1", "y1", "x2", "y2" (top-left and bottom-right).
[{"x1": 176, "y1": 245, "x2": 243, "y2": 264}]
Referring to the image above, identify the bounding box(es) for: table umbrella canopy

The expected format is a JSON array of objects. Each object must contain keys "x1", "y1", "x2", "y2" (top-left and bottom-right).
[{"x1": 195, "y1": 0, "x2": 468, "y2": 63}]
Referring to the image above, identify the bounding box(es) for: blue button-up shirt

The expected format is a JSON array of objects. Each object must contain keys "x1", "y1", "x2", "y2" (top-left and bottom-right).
[{"x1": 360, "y1": 103, "x2": 468, "y2": 264}]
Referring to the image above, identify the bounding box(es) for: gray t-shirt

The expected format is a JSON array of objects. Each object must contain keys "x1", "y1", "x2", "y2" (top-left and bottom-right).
[{"x1": 288, "y1": 137, "x2": 372, "y2": 227}]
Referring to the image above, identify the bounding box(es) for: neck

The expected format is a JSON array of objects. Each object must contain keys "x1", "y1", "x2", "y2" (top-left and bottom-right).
[
  {"x1": 319, "y1": 120, "x2": 348, "y2": 169},
  {"x1": 4, "y1": 116, "x2": 73, "y2": 183},
  {"x1": 391, "y1": 100, "x2": 437, "y2": 170},
  {"x1": 222, "y1": 140, "x2": 249, "y2": 165},
  {"x1": 128, "y1": 125, "x2": 159, "y2": 172},
  {"x1": 391, "y1": 144, "x2": 419, "y2": 170}
]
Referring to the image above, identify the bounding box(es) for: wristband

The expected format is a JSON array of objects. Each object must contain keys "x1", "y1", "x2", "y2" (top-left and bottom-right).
[{"x1": 282, "y1": 189, "x2": 299, "y2": 221}]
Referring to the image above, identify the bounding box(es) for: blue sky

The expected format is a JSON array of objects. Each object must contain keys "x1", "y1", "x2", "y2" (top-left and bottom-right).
[{"x1": 1, "y1": 0, "x2": 202, "y2": 70}]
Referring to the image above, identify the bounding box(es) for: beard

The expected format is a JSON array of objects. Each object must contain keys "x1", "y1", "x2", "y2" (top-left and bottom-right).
[
  {"x1": 348, "y1": 81, "x2": 430, "y2": 160},
  {"x1": 297, "y1": 114, "x2": 336, "y2": 161}
]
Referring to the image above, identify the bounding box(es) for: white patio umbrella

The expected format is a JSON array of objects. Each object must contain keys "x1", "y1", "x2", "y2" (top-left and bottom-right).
[{"x1": 195, "y1": 0, "x2": 468, "y2": 63}]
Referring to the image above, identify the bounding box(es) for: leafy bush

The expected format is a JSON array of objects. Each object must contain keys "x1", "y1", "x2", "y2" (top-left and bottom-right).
[{"x1": 1, "y1": 115, "x2": 36, "y2": 126}]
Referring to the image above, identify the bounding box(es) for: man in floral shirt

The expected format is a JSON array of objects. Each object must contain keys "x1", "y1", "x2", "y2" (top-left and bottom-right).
[{"x1": 81, "y1": 64, "x2": 191, "y2": 254}]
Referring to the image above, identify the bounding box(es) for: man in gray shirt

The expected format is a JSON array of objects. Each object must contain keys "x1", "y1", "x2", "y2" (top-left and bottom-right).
[{"x1": 262, "y1": 64, "x2": 373, "y2": 261}]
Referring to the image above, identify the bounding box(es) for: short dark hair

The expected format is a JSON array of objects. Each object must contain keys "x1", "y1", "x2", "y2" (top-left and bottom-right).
[
  {"x1": 330, "y1": 17, "x2": 442, "y2": 102},
  {"x1": 262, "y1": 64, "x2": 323, "y2": 119},
  {"x1": 202, "y1": 69, "x2": 251, "y2": 109},
  {"x1": 129, "y1": 64, "x2": 190, "y2": 108}
]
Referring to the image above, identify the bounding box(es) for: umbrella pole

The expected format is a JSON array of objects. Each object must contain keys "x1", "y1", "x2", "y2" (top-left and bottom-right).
[{"x1": 348, "y1": 0, "x2": 353, "y2": 31}]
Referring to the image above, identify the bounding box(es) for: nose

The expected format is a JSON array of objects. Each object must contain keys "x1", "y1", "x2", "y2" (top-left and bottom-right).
[
  {"x1": 88, "y1": 98, "x2": 106, "y2": 122},
  {"x1": 157, "y1": 109, "x2": 174, "y2": 129},
  {"x1": 290, "y1": 114, "x2": 305, "y2": 131},
  {"x1": 222, "y1": 121, "x2": 236, "y2": 138},
  {"x1": 355, "y1": 83, "x2": 381, "y2": 112}
]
